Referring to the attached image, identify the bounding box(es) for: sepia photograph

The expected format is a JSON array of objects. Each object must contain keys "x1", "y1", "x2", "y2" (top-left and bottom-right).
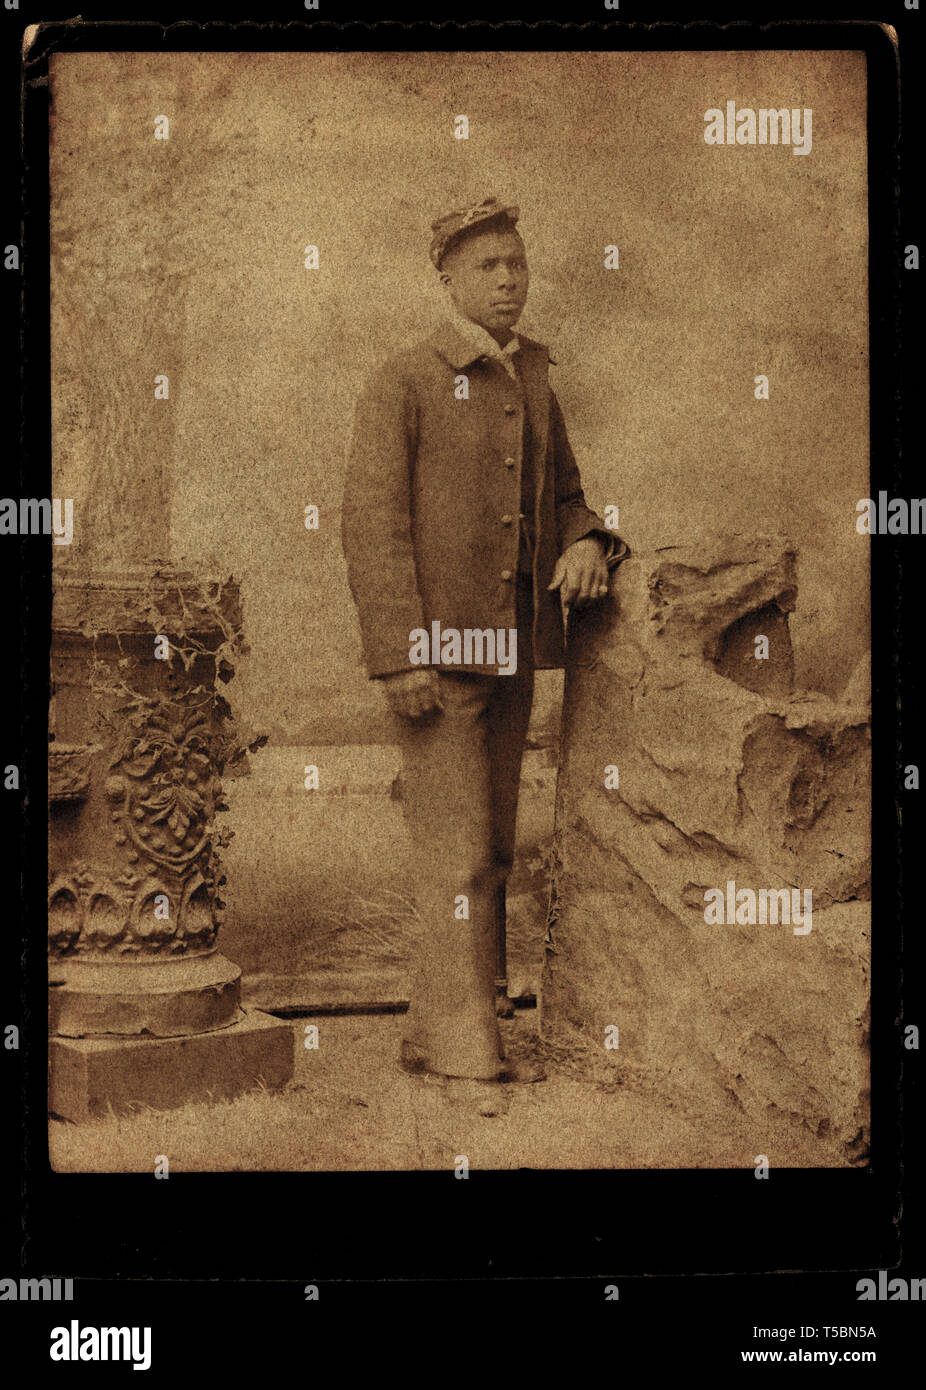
[{"x1": 44, "y1": 45, "x2": 872, "y2": 1175}]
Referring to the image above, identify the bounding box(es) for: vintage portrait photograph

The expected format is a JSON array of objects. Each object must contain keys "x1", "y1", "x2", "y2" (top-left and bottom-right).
[{"x1": 44, "y1": 45, "x2": 872, "y2": 1174}]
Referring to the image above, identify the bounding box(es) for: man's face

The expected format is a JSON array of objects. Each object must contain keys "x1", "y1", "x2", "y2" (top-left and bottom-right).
[{"x1": 441, "y1": 226, "x2": 529, "y2": 340}]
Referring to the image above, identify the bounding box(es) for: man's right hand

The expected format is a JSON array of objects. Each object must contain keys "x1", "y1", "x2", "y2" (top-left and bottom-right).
[{"x1": 380, "y1": 668, "x2": 444, "y2": 720}]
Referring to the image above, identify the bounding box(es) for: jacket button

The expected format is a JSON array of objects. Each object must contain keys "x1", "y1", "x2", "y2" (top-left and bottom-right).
[
  {"x1": 500, "y1": 570, "x2": 513, "y2": 582},
  {"x1": 501, "y1": 515, "x2": 513, "y2": 525},
  {"x1": 504, "y1": 404, "x2": 517, "y2": 415},
  {"x1": 504, "y1": 457, "x2": 515, "y2": 468}
]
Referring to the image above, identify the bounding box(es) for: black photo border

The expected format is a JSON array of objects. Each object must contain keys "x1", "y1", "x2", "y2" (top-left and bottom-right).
[{"x1": 11, "y1": 14, "x2": 911, "y2": 1305}]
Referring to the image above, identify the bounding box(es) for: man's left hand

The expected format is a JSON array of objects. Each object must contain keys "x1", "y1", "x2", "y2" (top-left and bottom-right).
[{"x1": 547, "y1": 535, "x2": 610, "y2": 611}]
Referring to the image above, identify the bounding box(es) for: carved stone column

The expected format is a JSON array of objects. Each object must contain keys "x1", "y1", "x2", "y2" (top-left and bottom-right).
[
  {"x1": 48, "y1": 569, "x2": 294, "y2": 1122},
  {"x1": 47, "y1": 54, "x2": 295, "y2": 1121}
]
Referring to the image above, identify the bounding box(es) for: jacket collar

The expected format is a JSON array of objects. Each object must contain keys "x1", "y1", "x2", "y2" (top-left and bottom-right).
[{"x1": 430, "y1": 318, "x2": 551, "y2": 371}]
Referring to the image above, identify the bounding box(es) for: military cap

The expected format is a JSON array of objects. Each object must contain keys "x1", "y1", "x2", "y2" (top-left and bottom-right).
[{"x1": 429, "y1": 197, "x2": 520, "y2": 269}]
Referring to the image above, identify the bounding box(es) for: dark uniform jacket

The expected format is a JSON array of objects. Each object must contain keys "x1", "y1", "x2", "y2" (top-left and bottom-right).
[{"x1": 341, "y1": 319, "x2": 628, "y2": 678}]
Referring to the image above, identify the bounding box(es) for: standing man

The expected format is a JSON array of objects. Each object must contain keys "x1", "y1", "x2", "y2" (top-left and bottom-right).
[{"x1": 341, "y1": 197, "x2": 628, "y2": 1099}]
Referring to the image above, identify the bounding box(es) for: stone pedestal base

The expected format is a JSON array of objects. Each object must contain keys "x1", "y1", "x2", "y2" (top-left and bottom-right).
[
  {"x1": 48, "y1": 953, "x2": 244, "y2": 1039},
  {"x1": 48, "y1": 569, "x2": 285, "y2": 1125},
  {"x1": 49, "y1": 1009, "x2": 295, "y2": 1123}
]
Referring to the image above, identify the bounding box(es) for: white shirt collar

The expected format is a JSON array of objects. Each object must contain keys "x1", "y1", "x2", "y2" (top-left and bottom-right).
[{"x1": 450, "y1": 313, "x2": 521, "y2": 374}]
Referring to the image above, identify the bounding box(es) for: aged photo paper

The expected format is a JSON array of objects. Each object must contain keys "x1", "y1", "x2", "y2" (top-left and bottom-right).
[{"x1": 46, "y1": 49, "x2": 870, "y2": 1173}]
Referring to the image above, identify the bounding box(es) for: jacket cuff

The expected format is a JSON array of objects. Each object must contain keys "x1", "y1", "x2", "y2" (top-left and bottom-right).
[{"x1": 573, "y1": 528, "x2": 631, "y2": 569}]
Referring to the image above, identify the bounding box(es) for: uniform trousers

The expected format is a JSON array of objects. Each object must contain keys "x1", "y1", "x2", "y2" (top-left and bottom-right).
[{"x1": 398, "y1": 575, "x2": 536, "y2": 1079}]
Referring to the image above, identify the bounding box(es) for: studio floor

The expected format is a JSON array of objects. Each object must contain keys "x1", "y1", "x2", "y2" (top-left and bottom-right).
[{"x1": 49, "y1": 1007, "x2": 841, "y2": 1173}]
